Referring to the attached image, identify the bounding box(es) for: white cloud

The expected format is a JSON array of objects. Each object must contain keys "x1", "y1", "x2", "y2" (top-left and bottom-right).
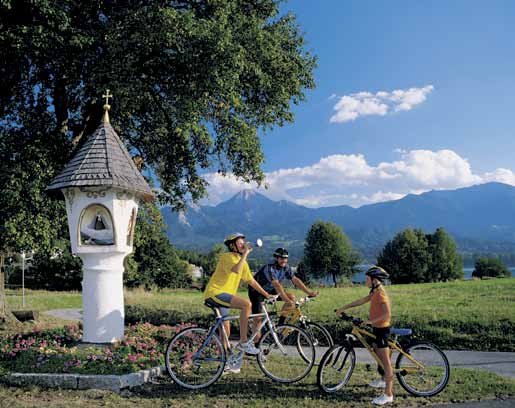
[
  {"x1": 482, "y1": 168, "x2": 515, "y2": 185},
  {"x1": 202, "y1": 149, "x2": 514, "y2": 208},
  {"x1": 330, "y1": 85, "x2": 434, "y2": 123}
]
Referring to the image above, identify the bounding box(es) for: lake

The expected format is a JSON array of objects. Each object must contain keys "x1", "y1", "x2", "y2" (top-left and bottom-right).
[{"x1": 313, "y1": 266, "x2": 515, "y2": 284}]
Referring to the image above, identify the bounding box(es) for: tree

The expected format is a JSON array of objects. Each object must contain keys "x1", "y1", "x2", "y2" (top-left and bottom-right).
[
  {"x1": 0, "y1": 0, "x2": 316, "y2": 210},
  {"x1": 0, "y1": 1, "x2": 315, "y2": 313},
  {"x1": 126, "y1": 202, "x2": 191, "y2": 289},
  {"x1": 426, "y1": 228, "x2": 463, "y2": 281},
  {"x1": 303, "y1": 221, "x2": 360, "y2": 287},
  {"x1": 29, "y1": 246, "x2": 83, "y2": 291},
  {"x1": 472, "y1": 257, "x2": 511, "y2": 279},
  {"x1": 377, "y1": 229, "x2": 431, "y2": 284}
]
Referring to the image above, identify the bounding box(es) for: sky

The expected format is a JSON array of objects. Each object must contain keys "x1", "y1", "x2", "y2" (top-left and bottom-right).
[{"x1": 203, "y1": 0, "x2": 515, "y2": 208}]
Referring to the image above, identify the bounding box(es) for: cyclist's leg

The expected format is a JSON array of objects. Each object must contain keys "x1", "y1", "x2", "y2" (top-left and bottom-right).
[
  {"x1": 374, "y1": 327, "x2": 394, "y2": 397},
  {"x1": 249, "y1": 288, "x2": 264, "y2": 344},
  {"x1": 206, "y1": 295, "x2": 231, "y2": 349},
  {"x1": 278, "y1": 292, "x2": 295, "y2": 325},
  {"x1": 229, "y1": 295, "x2": 252, "y2": 342}
]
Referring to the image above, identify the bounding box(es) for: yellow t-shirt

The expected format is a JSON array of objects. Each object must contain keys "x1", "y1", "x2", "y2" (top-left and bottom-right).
[
  {"x1": 369, "y1": 287, "x2": 391, "y2": 328},
  {"x1": 203, "y1": 252, "x2": 253, "y2": 301}
]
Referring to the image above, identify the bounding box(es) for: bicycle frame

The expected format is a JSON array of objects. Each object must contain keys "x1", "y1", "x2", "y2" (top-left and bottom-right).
[
  {"x1": 278, "y1": 297, "x2": 312, "y2": 325},
  {"x1": 194, "y1": 300, "x2": 286, "y2": 363},
  {"x1": 347, "y1": 326, "x2": 425, "y2": 374}
]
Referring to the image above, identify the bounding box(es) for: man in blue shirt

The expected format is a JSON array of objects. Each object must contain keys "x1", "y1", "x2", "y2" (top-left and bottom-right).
[{"x1": 249, "y1": 247, "x2": 317, "y2": 344}]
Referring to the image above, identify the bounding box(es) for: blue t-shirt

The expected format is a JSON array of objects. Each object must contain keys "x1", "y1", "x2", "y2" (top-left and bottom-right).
[{"x1": 253, "y1": 260, "x2": 295, "y2": 292}]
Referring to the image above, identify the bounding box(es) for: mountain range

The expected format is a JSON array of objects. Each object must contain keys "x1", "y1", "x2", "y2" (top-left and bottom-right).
[{"x1": 161, "y1": 182, "x2": 515, "y2": 261}]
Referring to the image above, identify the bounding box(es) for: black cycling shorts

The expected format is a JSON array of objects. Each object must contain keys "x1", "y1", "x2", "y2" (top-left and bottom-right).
[
  {"x1": 372, "y1": 326, "x2": 391, "y2": 349},
  {"x1": 248, "y1": 287, "x2": 277, "y2": 314}
]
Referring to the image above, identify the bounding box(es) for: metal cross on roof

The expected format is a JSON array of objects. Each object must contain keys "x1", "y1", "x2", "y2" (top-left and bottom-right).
[{"x1": 103, "y1": 89, "x2": 113, "y2": 105}]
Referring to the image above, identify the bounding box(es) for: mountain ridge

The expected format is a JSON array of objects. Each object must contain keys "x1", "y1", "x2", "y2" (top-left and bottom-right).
[{"x1": 161, "y1": 182, "x2": 515, "y2": 259}]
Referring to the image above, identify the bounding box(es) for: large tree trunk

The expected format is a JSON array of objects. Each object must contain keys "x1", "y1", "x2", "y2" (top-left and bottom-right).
[{"x1": 332, "y1": 272, "x2": 337, "y2": 288}]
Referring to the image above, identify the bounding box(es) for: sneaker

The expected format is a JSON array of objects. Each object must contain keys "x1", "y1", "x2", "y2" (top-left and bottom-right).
[
  {"x1": 369, "y1": 378, "x2": 386, "y2": 388},
  {"x1": 372, "y1": 394, "x2": 394, "y2": 406},
  {"x1": 236, "y1": 340, "x2": 261, "y2": 355},
  {"x1": 222, "y1": 366, "x2": 241, "y2": 375}
]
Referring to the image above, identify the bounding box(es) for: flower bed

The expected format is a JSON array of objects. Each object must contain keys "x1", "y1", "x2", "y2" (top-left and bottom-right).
[{"x1": 0, "y1": 322, "x2": 190, "y2": 375}]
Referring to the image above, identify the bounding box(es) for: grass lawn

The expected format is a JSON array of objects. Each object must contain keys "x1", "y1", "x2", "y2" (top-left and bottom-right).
[
  {"x1": 5, "y1": 278, "x2": 515, "y2": 350},
  {"x1": 0, "y1": 363, "x2": 513, "y2": 407},
  {"x1": 1, "y1": 279, "x2": 514, "y2": 406},
  {"x1": 12, "y1": 278, "x2": 513, "y2": 319}
]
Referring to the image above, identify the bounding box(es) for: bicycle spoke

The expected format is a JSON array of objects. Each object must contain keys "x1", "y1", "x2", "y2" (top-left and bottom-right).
[
  {"x1": 257, "y1": 324, "x2": 315, "y2": 383},
  {"x1": 317, "y1": 345, "x2": 355, "y2": 393},
  {"x1": 396, "y1": 342, "x2": 450, "y2": 397},
  {"x1": 165, "y1": 327, "x2": 225, "y2": 389}
]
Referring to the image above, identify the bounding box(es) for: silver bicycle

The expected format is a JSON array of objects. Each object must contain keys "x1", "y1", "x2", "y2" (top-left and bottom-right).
[{"x1": 165, "y1": 296, "x2": 315, "y2": 389}]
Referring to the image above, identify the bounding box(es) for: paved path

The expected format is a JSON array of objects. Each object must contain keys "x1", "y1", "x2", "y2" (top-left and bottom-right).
[
  {"x1": 435, "y1": 400, "x2": 515, "y2": 407},
  {"x1": 352, "y1": 348, "x2": 515, "y2": 379},
  {"x1": 45, "y1": 308, "x2": 82, "y2": 321}
]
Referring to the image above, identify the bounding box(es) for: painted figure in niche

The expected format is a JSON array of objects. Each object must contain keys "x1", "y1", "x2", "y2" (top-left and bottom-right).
[{"x1": 80, "y1": 205, "x2": 115, "y2": 245}]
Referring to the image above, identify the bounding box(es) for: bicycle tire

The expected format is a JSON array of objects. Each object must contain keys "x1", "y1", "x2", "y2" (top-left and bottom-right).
[
  {"x1": 165, "y1": 326, "x2": 225, "y2": 390},
  {"x1": 396, "y1": 341, "x2": 450, "y2": 397},
  {"x1": 257, "y1": 324, "x2": 315, "y2": 383},
  {"x1": 298, "y1": 322, "x2": 334, "y2": 364},
  {"x1": 317, "y1": 344, "x2": 356, "y2": 393}
]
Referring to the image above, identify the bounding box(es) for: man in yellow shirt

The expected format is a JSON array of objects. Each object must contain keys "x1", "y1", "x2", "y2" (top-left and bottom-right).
[{"x1": 204, "y1": 232, "x2": 272, "y2": 356}]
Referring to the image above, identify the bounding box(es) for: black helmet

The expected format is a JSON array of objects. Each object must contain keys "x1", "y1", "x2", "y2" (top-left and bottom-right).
[
  {"x1": 273, "y1": 248, "x2": 289, "y2": 259},
  {"x1": 365, "y1": 266, "x2": 389, "y2": 281},
  {"x1": 224, "y1": 232, "x2": 245, "y2": 248}
]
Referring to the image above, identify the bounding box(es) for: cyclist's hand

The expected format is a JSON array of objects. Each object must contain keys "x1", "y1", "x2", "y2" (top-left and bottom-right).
[
  {"x1": 308, "y1": 291, "x2": 318, "y2": 298},
  {"x1": 265, "y1": 293, "x2": 275, "y2": 300},
  {"x1": 244, "y1": 242, "x2": 253, "y2": 254},
  {"x1": 335, "y1": 308, "x2": 344, "y2": 316}
]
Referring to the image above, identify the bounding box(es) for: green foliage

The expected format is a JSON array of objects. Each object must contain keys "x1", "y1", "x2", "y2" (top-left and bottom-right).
[
  {"x1": 0, "y1": 0, "x2": 316, "y2": 211},
  {"x1": 302, "y1": 221, "x2": 360, "y2": 287},
  {"x1": 127, "y1": 202, "x2": 191, "y2": 289},
  {"x1": 27, "y1": 247, "x2": 83, "y2": 291},
  {"x1": 426, "y1": 227, "x2": 464, "y2": 281},
  {"x1": 378, "y1": 227, "x2": 463, "y2": 284},
  {"x1": 472, "y1": 257, "x2": 511, "y2": 279}
]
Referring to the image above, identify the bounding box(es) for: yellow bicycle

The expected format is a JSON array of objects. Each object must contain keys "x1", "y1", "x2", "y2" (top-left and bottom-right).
[
  {"x1": 317, "y1": 313, "x2": 450, "y2": 397},
  {"x1": 277, "y1": 296, "x2": 333, "y2": 363}
]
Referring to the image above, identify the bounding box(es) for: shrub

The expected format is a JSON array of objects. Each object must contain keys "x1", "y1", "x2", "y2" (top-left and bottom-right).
[{"x1": 472, "y1": 257, "x2": 511, "y2": 279}]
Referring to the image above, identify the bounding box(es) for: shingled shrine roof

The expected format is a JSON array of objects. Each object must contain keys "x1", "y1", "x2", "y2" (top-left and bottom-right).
[{"x1": 47, "y1": 94, "x2": 154, "y2": 200}]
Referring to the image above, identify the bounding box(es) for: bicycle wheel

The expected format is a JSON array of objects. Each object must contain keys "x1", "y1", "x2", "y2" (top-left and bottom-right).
[
  {"x1": 396, "y1": 342, "x2": 450, "y2": 397},
  {"x1": 165, "y1": 326, "x2": 225, "y2": 390},
  {"x1": 298, "y1": 322, "x2": 334, "y2": 364},
  {"x1": 257, "y1": 324, "x2": 315, "y2": 383},
  {"x1": 317, "y1": 345, "x2": 355, "y2": 393}
]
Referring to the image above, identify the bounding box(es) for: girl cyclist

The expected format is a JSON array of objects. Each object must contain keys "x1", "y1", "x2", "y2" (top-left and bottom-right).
[{"x1": 335, "y1": 266, "x2": 393, "y2": 406}]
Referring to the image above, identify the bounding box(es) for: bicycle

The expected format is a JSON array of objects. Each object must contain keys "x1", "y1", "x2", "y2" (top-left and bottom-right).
[
  {"x1": 277, "y1": 296, "x2": 334, "y2": 363},
  {"x1": 317, "y1": 313, "x2": 450, "y2": 397},
  {"x1": 165, "y1": 295, "x2": 316, "y2": 389}
]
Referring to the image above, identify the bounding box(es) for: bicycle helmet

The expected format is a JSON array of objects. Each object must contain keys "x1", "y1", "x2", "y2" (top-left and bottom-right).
[
  {"x1": 223, "y1": 232, "x2": 245, "y2": 249},
  {"x1": 365, "y1": 265, "x2": 389, "y2": 281},
  {"x1": 273, "y1": 248, "x2": 289, "y2": 258}
]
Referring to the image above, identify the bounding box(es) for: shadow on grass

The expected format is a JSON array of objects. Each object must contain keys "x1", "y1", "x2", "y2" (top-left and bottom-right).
[{"x1": 131, "y1": 375, "x2": 375, "y2": 403}]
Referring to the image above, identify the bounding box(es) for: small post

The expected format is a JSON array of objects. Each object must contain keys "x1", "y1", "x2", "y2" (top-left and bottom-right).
[{"x1": 21, "y1": 252, "x2": 25, "y2": 308}]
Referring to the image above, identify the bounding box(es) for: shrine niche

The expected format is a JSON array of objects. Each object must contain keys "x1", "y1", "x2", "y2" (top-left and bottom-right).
[{"x1": 79, "y1": 204, "x2": 115, "y2": 246}]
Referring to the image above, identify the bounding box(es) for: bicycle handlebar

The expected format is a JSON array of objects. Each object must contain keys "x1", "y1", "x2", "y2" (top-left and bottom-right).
[
  {"x1": 334, "y1": 310, "x2": 365, "y2": 326},
  {"x1": 264, "y1": 295, "x2": 280, "y2": 304}
]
